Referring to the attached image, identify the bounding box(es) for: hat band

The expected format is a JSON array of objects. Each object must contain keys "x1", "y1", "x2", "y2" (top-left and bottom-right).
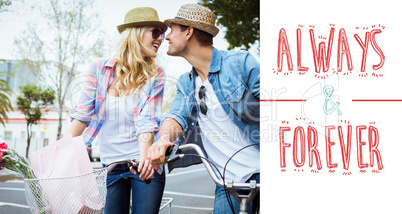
[{"x1": 173, "y1": 16, "x2": 215, "y2": 26}]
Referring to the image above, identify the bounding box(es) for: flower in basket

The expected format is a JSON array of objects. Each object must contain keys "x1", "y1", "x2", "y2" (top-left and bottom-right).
[
  {"x1": 0, "y1": 139, "x2": 50, "y2": 213},
  {"x1": 0, "y1": 140, "x2": 35, "y2": 179}
]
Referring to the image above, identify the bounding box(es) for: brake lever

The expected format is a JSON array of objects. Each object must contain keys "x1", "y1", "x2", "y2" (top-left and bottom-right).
[
  {"x1": 128, "y1": 159, "x2": 152, "y2": 184},
  {"x1": 165, "y1": 144, "x2": 182, "y2": 163}
]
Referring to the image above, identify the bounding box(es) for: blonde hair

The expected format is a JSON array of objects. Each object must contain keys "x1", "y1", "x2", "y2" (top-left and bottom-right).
[{"x1": 113, "y1": 27, "x2": 158, "y2": 96}]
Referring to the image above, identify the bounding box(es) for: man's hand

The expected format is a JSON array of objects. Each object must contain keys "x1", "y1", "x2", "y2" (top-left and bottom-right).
[
  {"x1": 148, "y1": 140, "x2": 174, "y2": 166},
  {"x1": 148, "y1": 118, "x2": 183, "y2": 165}
]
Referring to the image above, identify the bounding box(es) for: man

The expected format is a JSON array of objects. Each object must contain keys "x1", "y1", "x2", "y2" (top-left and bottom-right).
[{"x1": 148, "y1": 4, "x2": 260, "y2": 213}]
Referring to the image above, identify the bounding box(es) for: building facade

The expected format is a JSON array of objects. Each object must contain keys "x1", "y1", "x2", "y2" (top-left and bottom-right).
[{"x1": 0, "y1": 59, "x2": 71, "y2": 156}]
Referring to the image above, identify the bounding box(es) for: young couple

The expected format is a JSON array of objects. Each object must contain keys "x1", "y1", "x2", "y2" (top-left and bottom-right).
[{"x1": 68, "y1": 4, "x2": 260, "y2": 214}]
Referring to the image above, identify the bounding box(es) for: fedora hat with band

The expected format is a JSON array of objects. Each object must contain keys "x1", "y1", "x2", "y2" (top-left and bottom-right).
[
  {"x1": 164, "y1": 4, "x2": 219, "y2": 37},
  {"x1": 117, "y1": 7, "x2": 167, "y2": 34}
]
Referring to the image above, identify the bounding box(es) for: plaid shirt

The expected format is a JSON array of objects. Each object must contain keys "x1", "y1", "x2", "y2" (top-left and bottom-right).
[{"x1": 71, "y1": 58, "x2": 165, "y2": 146}]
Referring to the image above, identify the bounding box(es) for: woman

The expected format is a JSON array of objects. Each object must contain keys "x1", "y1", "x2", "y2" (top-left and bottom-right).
[{"x1": 68, "y1": 7, "x2": 166, "y2": 214}]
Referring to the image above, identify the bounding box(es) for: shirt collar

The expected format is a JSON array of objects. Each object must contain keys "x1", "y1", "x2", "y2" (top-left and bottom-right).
[{"x1": 105, "y1": 59, "x2": 116, "y2": 68}]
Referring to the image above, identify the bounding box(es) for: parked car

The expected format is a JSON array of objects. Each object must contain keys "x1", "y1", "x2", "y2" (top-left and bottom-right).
[
  {"x1": 86, "y1": 145, "x2": 93, "y2": 162},
  {"x1": 91, "y1": 139, "x2": 100, "y2": 162}
]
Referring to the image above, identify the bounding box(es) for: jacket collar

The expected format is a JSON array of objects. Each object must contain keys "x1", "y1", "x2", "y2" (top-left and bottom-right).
[{"x1": 189, "y1": 47, "x2": 221, "y2": 80}]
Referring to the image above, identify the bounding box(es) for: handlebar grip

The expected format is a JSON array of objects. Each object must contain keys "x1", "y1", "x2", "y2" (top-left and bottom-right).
[
  {"x1": 165, "y1": 144, "x2": 181, "y2": 163},
  {"x1": 128, "y1": 161, "x2": 152, "y2": 184},
  {"x1": 165, "y1": 145, "x2": 174, "y2": 156}
]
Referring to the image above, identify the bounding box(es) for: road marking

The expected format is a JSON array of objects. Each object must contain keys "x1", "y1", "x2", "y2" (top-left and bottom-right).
[
  {"x1": 163, "y1": 191, "x2": 214, "y2": 199},
  {"x1": 166, "y1": 168, "x2": 206, "y2": 177},
  {"x1": 0, "y1": 187, "x2": 25, "y2": 191},
  {"x1": 0, "y1": 202, "x2": 29, "y2": 209},
  {"x1": 6, "y1": 180, "x2": 24, "y2": 183},
  {"x1": 171, "y1": 204, "x2": 213, "y2": 211}
]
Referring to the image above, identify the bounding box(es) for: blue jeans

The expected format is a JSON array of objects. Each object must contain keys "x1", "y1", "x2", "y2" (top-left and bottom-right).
[
  {"x1": 213, "y1": 173, "x2": 260, "y2": 214},
  {"x1": 103, "y1": 163, "x2": 165, "y2": 214}
]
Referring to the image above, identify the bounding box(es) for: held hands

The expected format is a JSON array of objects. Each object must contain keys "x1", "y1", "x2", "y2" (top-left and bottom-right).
[{"x1": 148, "y1": 139, "x2": 174, "y2": 166}]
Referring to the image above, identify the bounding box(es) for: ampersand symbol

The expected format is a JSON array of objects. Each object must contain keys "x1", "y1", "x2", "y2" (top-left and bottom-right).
[{"x1": 323, "y1": 85, "x2": 342, "y2": 115}]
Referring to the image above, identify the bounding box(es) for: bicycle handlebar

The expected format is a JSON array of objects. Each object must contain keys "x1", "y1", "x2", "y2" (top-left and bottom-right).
[
  {"x1": 165, "y1": 143, "x2": 260, "y2": 190},
  {"x1": 106, "y1": 159, "x2": 152, "y2": 184}
]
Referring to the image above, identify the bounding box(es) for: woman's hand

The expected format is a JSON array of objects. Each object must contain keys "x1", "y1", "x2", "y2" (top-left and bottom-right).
[
  {"x1": 130, "y1": 158, "x2": 154, "y2": 181},
  {"x1": 134, "y1": 132, "x2": 155, "y2": 181}
]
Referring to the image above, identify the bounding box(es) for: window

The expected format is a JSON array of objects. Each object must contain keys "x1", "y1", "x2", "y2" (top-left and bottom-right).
[
  {"x1": 41, "y1": 132, "x2": 46, "y2": 140},
  {"x1": 4, "y1": 131, "x2": 12, "y2": 141},
  {"x1": 21, "y1": 131, "x2": 26, "y2": 139}
]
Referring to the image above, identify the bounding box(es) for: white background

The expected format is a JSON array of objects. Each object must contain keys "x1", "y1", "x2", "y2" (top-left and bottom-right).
[{"x1": 262, "y1": 0, "x2": 402, "y2": 213}]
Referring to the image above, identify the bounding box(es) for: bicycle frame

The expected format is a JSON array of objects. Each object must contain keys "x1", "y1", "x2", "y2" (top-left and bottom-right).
[{"x1": 166, "y1": 143, "x2": 260, "y2": 214}]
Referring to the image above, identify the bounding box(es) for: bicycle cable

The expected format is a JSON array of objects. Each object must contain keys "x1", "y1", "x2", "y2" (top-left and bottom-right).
[
  {"x1": 222, "y1": 143, "x2": 260, "y2": 214},
  {"x1": 178, "y1": 142, "x2": 260, "y2": 214},
  {"x1": 175, "y1": 153, "x2": 236, "y2": 213},
  {"x1": 176, "y1": 154, "x2": 225, "y2": 180}
]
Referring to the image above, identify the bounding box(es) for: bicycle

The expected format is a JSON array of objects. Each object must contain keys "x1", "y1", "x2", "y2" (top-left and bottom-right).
[
  {"x1": 23, "y1": 159, "x2": 172, "y2": 214},
  {"x1": 165, "y1": 143, "x2": 260, "y2": 214}
]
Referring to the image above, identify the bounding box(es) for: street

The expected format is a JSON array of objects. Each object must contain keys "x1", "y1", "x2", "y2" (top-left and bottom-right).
[
  {"x1": 161, "y1": 164, "x2": 215, "y2": 214},
  {"x1": 0, "y1": 180, "x2": 28, "y2": 214},
  {"x1": 0, "y1": 162, "x2": 215, "y2": 214}
]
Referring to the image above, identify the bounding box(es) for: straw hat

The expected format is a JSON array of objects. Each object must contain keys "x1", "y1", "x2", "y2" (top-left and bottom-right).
[
  {"x1": 117, "y1": 7, "x2": 167, "y2": 34},
  {"x1": 164, "y1": 4, "x2": 219, "y2": 37}
]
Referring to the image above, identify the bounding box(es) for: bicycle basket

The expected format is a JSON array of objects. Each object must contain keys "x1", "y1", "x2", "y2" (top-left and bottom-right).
[{"x1": 23, "y1": 168, "x2": 107, "y2": 214}]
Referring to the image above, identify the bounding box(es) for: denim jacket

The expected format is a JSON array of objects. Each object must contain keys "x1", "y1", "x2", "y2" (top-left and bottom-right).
[{"x1": 165, "y1": 48, "x2": 260, "y2": 171}]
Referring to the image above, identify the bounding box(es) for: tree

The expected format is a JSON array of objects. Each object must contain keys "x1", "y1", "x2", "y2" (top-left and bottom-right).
[
  {"x1": 0, "y1": 0, "x2": 11, "y2": 12},
  {"x1": 16, "y1": 84, "x2": 55, "y2": 157},
  {"x1": 0, "y1": 70, "x2": 13, "y2": 126},
  {"x1": 200, "y1": 0, "x2": 260, "y2": 50},
  {"x1": 0, "y1": 0, "x2": 25, "y2": 13},
  {"x1": 14, "y1": 0, "x2": 106, "y2": 140}
]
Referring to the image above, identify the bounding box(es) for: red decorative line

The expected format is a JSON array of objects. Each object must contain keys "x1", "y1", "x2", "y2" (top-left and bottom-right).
[
  {"x1": 261, "y1": 99, "x2": 306, "y2": 102},
  {"x1": 352, "y1": 99, "x2": 402, "y2": 102}
]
